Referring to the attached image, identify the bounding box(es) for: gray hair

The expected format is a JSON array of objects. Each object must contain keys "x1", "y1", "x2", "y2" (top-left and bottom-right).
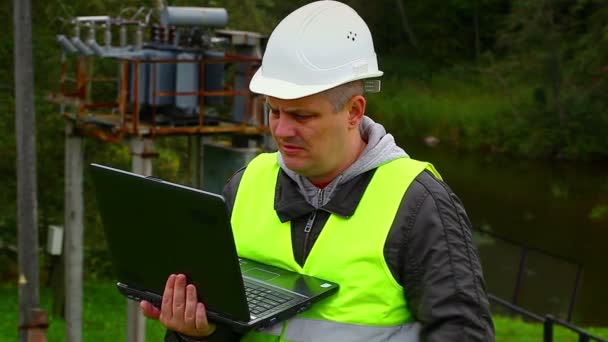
[{"x1": 321, "y1": 80, "x2": 365, "y2": 112}]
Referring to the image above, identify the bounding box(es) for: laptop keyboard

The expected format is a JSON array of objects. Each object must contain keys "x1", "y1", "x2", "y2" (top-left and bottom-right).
[{"x1": 244, "y1": 282, "x2": 293, "y2": 316}]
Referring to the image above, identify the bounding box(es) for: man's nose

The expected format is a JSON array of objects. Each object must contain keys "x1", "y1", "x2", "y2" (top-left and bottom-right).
[{"x1": 272, "y1": 114, "x2": 296, "y2": 138}]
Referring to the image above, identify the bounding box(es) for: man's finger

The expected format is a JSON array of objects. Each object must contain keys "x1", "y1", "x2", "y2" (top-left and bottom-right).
[
  {"x1": 160, "y1": 274, "x2": 176, "y2": 322},
  {"x1": 184, "y1": 284, "x2": 198, "y2": 328},
  {"x1": 195, "y1": 302, "x2": 213, "y2": 335},
  {"x1": 140, "y1": 300, "x2": 161, "y2": 319},
  {"x1": 172, "y1": 274, "x2": 188, "y2": 321}
]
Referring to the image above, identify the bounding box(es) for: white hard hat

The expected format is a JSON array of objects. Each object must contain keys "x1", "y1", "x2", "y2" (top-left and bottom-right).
[{"x1": 249, "y1": 0, "x2": 383, "y2": 100}]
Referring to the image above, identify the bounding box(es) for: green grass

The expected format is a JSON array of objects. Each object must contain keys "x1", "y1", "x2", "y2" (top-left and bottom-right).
[
  {"x1": 494, "y1": 316, "x2": 608, "y2": 341},
  {"x1": 368, "y1": 66, "x2": 534, "y2": 149},
  {"x1": 367, "y1": 57, "x2": 558, "y2": 157},
  {"x1": 0, "y1": 282, "x2": 166, "y2": 341},
  {"x1": 2, "y1": 282, "x2": 607, "y2": 341},
  {"x1": 370, "y1": 58, "x2": 608, "y2": 160}
]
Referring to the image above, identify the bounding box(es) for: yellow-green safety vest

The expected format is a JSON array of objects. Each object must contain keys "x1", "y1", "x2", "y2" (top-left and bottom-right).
[{"x1": 231, "y1": 153, "x2": 440, "y2": 342}]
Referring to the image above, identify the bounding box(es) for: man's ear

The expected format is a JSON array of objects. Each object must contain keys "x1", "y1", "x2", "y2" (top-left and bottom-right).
[{"x1": 347, "y1": 95, "x2": 366, "y2": 129}]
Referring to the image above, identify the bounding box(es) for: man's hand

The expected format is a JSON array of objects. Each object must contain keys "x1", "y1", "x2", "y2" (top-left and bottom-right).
[{"x1": 141, "y1": 274, "x2": 216, "y2": 338}]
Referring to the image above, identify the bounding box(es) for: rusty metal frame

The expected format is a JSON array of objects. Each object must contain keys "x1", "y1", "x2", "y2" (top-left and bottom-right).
[{"x1": 50, "y1": 51, "x2": 267, "y2": 143}]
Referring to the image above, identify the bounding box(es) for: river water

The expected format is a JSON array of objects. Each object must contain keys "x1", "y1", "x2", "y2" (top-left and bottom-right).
[{"x1": 399, "y1": 138, "x2": 608, "y2": 326}]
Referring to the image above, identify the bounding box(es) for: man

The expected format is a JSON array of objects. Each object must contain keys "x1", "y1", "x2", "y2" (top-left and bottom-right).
[{"x1": 142, "y1": 1, "x2": 495, "y2": 341}]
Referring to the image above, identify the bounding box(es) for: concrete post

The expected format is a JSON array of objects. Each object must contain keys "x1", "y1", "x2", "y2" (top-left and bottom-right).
[
  {"x1": 127, "y1": 137, "x2": 155, "y2": 342},
  {"x1": 64, "y1": 122, "x2": 84, "y2": 342},
  {"x1": 188, "y1": 135, "x2": 206, "y2": 189}
]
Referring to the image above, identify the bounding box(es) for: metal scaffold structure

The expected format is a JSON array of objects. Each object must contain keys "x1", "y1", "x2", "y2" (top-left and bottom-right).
[
  {"x1": 50, "y1": 6, "x2": 267, "y2": 142},
  {"x1": 48, "y1": 4, "x2": 268, "y2": 342}
]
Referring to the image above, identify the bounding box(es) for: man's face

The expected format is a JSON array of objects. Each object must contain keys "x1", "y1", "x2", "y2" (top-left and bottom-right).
[{"x1": 267, "y1": 93, "x2": 351, "y2": 182}]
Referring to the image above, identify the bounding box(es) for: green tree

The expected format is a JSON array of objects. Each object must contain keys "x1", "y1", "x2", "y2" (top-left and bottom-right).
[{"x1": 496, "y1": 0, "x2": 608, "y2": 159}]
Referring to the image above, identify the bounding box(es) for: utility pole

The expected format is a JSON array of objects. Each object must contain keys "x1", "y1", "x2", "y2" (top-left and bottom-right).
[{"x1": 14, "y1": 0, "x2": 45, "y2": 340}]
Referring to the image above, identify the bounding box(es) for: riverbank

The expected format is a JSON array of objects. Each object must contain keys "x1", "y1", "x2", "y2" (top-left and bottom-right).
[
  {"x1": 369, "y1": 57, "x2": 608, "y2": 161},
  {"x1": 2, "y1": 283, "x2": 607, "y2": 340}
]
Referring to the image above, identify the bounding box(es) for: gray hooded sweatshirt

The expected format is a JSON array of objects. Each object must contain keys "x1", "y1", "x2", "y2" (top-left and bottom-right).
[{"x1": 277, "y1": 116, "x2": 408, "y2": 208}]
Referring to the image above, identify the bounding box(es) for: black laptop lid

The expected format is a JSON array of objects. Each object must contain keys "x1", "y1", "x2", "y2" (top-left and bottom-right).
[{"x1": 90, "y1": 163, "x2": 250, "y2": 321}]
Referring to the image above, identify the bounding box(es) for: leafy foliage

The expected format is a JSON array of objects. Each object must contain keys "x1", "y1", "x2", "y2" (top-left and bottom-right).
[{"x1": 371, "y1": 0, "x2": 608, "y2": 160}]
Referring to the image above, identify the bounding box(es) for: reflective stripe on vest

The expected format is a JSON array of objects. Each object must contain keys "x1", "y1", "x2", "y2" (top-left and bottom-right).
[
  {"x1": 264, "y1": 318, "x2": 421, "y2": 342},
  {"x1": 232, "y1": 153, "x2": 440, "y2": 341},
  {"x1": 242, "y1": 319, "x2": 421, "y2": 342}
]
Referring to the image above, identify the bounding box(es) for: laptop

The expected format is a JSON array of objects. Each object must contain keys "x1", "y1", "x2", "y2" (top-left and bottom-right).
[{"x1": 90, "y1": 163, "x2": 338, "y2": 332}]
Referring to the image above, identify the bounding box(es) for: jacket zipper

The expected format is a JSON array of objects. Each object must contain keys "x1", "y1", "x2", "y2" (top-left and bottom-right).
[{"x1": 302, "y1": 188, "x2": 324, "y2": 264}]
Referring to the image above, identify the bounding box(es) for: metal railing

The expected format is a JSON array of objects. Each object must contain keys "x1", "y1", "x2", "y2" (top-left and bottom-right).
[
  {"x1": 473, "y1": 228, "x2": 606, "y2": 341},
  {"x1": 489, "y1": 294, "x2": 607, "y2": 342},
  {"x1": 474, "y1": 227, "x2": 583, "y2": 322}
]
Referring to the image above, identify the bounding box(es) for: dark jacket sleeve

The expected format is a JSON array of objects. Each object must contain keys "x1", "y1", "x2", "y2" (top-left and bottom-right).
[
  {"x1": 222, "y1": 167, "x2": 246, "y2": 217},
  {"x1": 395, "y1": 170, "x2": 494, "y2": 341}
]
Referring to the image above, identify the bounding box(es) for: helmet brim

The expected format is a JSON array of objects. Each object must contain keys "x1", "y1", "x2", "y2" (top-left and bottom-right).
[{"x1": 249, "y1": 68, "x2": 383, "y2": 100}]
